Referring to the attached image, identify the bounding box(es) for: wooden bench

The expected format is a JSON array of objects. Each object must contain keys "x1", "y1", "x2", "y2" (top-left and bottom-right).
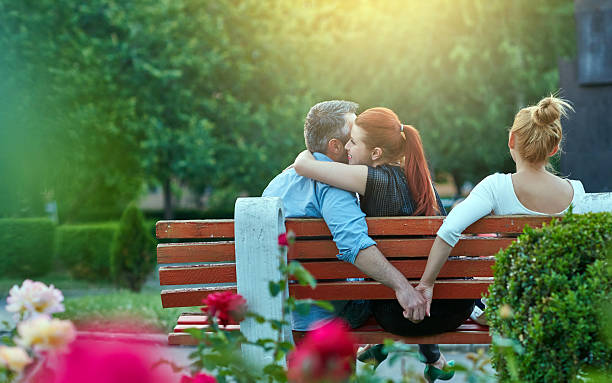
[{"x1": 157, "y1": 197, "x2": 560, "y2": 360}]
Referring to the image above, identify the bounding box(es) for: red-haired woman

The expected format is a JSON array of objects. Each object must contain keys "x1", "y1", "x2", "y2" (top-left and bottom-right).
[{"x1": 293, "y1": 107, "x2": 472, "y2": 381}]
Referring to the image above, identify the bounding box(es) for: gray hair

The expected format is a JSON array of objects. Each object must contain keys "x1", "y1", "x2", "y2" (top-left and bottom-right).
[{"x1": 304, "y1": 100, "x2": 358, "y2": 153}]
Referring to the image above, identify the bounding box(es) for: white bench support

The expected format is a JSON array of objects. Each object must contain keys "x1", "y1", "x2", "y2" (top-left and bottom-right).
[
  {"x1": 234, "y1": 197, "x2": 290, "y2": 368},
  {"x1": 575, "y1": 192, "x2": 612, "y2": 213}
]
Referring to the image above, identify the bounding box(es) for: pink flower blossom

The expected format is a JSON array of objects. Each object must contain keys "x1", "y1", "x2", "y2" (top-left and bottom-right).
[
  {"x1": 202, "y1": 291, "x2": 247, "y2": 326},
  {"x1": 278, "y1": 231, "x2": 296, "y2": 247},
  {"x1": 30, "y1": 337, "x2": 181, "y2": 383},
  {"x1": 287, "y1": 320, "x2": 357, "y2": 382},
  {"x1": 6, "y1": 280, "x2": 64, "y2": 320},
  {"x1": 181, "y1": 372, "x2": 217, "y2": 383}
]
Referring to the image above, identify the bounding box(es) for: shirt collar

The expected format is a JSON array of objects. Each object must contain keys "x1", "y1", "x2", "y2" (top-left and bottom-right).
[{"x1": 312, "y1": 152, "x2": 333, "y2": 162}]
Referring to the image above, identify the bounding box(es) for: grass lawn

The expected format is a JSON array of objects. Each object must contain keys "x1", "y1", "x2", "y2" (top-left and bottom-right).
[
  {"x1": 0, "y1": 272, "x2": 114, "y2": 295},
  {"x1": 56, "y1": 289, "x2": 196, "y2": 333}
]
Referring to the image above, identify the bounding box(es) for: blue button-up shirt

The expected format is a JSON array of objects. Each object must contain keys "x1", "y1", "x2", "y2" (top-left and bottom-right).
[{"x1": 262, "y1": 152, "x2": 376, "y2": 330}]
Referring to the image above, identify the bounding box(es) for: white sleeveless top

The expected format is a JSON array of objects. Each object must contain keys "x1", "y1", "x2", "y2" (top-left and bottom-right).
[{"x1": 437, "y1": 173, "x2": 586, "y2": 247}]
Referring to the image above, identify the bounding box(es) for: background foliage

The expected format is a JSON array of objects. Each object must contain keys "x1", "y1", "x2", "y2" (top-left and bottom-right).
[
  {"x1": 110, "y1": 204, "x2": 156, "y2": 291},
  {"x1": 488, "y1": 212, "x2": 612, "y2": 382},
  {"x1": 0, "y1": 0, "x2": 576, "y2": 220},
  {"x1": 55, "y1": 222, "x2": 119, "y2": 281},
  {"x1": 0, "y1": 218, "x2": 55, "y2": 277}
]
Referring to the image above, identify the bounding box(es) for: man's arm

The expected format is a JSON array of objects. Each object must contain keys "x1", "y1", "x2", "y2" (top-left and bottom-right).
[
  {"x1": 317, "y1": 184, "x2": 426, "y2": 321},
  {"x1": 354, "y1": 245, "x2": 426, "y2": 322}
]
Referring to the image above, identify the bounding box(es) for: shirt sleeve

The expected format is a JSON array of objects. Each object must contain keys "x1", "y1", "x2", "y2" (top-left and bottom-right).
[
  {"x1": 436, "y1": 174, "x2": 498, "y2": 247},
  {"x1": 317, "y1": 183, "x2": 376, "y2": 264}
]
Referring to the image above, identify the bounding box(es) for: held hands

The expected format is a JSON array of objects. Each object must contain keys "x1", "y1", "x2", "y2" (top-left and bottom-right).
[
  {"x1": 395, "y1": 284, "x2": 430, "y2": 323},
  {"x1": 415, "y1": 282, "x2": 434, "y2": 318}
]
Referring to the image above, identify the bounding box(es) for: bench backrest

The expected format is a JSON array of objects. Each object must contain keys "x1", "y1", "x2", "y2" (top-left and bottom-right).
[{"x1": 157, "y1": 209, "x2": 552, "y2": 308}]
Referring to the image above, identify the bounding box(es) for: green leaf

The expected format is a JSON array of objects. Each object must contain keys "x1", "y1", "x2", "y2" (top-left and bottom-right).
[{"x1": 268, "y1": 281, "x2": 281, "y2": 297}]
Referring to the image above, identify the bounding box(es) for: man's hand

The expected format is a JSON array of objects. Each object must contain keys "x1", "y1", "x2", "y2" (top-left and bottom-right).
[
  {"x1": 415, "y1": 282, "x2": 434, "y2": 317},
  {"x1": 395, "y1": 284, "x2": 427, "y2": 323}
]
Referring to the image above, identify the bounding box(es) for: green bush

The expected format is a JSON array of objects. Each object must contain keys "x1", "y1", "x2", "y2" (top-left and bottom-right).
[
  {"x1": 0, "y1": 218, "x2": 55, "y2": 277},
  {"x1": 111, "y1": 204, "x2": 155, "y2": 291},
  {"x1": 55, "y1": 222, "x2": 118, "y2": 281},
  {"x1": 488, "y1": 212, "x2": 612, "y2": 382}
]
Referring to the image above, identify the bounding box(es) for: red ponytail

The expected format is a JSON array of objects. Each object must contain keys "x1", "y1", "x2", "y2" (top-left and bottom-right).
[
  {"x1": 402, "y1": 125, "x2": 437, "y2": 216},
  {"x1": 355, "y1": 108, "x2": 438, "y2": 216}
]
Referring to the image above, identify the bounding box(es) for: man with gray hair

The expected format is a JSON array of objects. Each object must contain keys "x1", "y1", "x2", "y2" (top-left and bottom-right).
[{"x1": 262, "y1": 100, "x2": 424, "y2": 331}]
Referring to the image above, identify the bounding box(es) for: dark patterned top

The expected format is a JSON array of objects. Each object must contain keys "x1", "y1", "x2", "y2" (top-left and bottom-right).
[{"x1": 360, "y1": 165, "x2": 446, "y2": 217}]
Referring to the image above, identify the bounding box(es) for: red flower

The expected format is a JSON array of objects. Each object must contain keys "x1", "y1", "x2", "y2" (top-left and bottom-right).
[
  {"x1": 181, "y1": 373, "x2": 217, "y2": 383},
  {"x1": 287, "y1": 320, "x2": 357, "y2": 383},
  {"x1": 202, "y1": 291, "x2": 247, "y2": 326},
  {"x1": 278, "y1": 231, "x2": 296, "y2": 247}
]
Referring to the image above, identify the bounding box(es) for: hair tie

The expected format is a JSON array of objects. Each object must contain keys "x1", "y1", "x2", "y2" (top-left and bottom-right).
[{"x1": 400, "y1": 124, "x2": 404, "y2": 133}]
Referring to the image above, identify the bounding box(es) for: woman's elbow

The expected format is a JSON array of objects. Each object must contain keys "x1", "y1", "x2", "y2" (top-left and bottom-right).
[{"x1": 293, "y1": 160, "x2": 306, "y2": 176}]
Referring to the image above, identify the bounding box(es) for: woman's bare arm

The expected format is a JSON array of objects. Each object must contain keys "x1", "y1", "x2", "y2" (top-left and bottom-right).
[{"x1": 293, "y1": 150, "x2": 368, "y2": 195}]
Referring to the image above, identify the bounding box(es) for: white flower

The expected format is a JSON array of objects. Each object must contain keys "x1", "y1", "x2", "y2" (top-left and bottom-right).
[
  {"x1": 0, "y1": 345, "x2": 33, "y2": 373},
  {"x1": 16, "y1": 316, "x2": 76, "y2": 353},
  {"x1": 6, "y1": 280, "x2": 64, "y2": 320}
]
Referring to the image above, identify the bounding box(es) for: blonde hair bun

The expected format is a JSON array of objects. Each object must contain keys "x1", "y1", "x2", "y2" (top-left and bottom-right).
[{"x1": 532, "y1": 96, "x2": 573, "y2": 127}]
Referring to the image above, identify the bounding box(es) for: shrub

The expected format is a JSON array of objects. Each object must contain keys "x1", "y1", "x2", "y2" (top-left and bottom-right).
[
  {"x1": 110, "y1": 204, "x2": 155, "y2": 291},
  {"x1": 488, "y1": 211, "x2": 612, "y2": 382},
  {"x1": 55, "y1": 223, "x2": 118, "y2": 281},
  {"x1": 0, "y1": 218, "x2": 55, "y2": 277}
]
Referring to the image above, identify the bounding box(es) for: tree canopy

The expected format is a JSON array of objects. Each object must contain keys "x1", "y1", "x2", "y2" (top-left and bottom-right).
[{"x1": 0, "y1": 0, "x2": 576, "y2": 219}]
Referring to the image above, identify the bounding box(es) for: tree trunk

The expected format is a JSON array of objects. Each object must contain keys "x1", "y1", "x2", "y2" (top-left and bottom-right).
[
  {"x1": 451, "y1": 171, "x2": 463, "y2": 199},
  {"x1": 163, "y1": 178, "x2": 173, "y2": 219}
]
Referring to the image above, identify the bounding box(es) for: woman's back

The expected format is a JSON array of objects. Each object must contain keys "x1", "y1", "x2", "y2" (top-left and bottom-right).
[
  {"x1": 511, "y1": 171, "x2": 575, "y2": 214},
  {"x1": 437, "y1": 172, "x2": 585, "y2": 247},
  {"x1": 360, "y1": 164, "x2": 445, "y2": 217}
]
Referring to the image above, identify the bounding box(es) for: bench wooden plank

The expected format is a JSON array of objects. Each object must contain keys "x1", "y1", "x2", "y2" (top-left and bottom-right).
[
  {"x1": 169, "y1": 314, "x2": 491, "y2": 346},
  {"x1": 157, "y1": 238, "x2": 514, "y2": 264},
  {"x1": 160, "y1": 280, "x2": 490, "y2": 308},
  {"x1": 291, "y1": 280, "x2": 491, "y2": 300},
  {"x1": 289, "y1": 237, "x2": 513, "y2": 260},
  {"x1": 157, "y1": 219, "x2": 235, "y2": 239},
  {"x1": 157, "y1": 216, "x2": 552, "y2": 239},
  {"x1": 159, "y1": 258, "x2": 495, "y2": 285},
  {"x1": 157, "y1": 241, "x2": 235, "y2": 263}
]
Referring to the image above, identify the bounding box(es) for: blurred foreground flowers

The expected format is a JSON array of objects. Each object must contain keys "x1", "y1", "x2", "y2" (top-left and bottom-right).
[
  {"x1": 287, "y1": 320, "x2": 357, "y2": 383},
  {"x1": 6, "y1": 280, "x2": 64, "y2": 321}
]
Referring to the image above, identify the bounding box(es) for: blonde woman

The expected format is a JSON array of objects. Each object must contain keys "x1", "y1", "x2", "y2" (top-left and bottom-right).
[{"x1": 413, "y1": 96, "x2": 585, "y2": 322}]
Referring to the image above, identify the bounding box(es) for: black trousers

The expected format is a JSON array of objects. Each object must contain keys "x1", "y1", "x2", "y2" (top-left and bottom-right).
[{"x1": 372, "y1": 299, "x2": 475, "y2": 364}]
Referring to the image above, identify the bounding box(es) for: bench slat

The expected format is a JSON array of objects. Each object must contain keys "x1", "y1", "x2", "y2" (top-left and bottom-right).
[
  {"x1": 157, "y1": 216, "x2": 552, "y2": 239},
  {"x1": 291, "y1": 280, "x2": 491, "y2": 300},
  {"x1": 160, "y1": 263, "x2": 237, "y2": 285},
  {"x1": 159, "y1": 258, "x2": 494, "y2": 285},
  {"x1": 157, "y1": 241, "x2": 235, "y2": 263},
  {"x1": 157, "y1": 237, "x2": 514, "y2": 264},
  {"x1": 160, "y1": 280, "x2": 490, "y2": 308},
  {"x1": 169, "y1": 316, "x2": 491, "y2": 346}
]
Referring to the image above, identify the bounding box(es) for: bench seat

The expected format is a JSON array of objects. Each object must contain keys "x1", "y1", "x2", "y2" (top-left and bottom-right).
[{"x1": 168, "y1": 313, "x2": 491, "y2": 346}]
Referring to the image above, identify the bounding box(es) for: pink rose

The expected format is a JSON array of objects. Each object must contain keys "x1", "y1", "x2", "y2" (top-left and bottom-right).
[
  {"x1": 201, "y1": 292, "x2": 247, "y2": 326},
  {"x1": 181, "y1": 372, "x2": 217, "y2": 383},
  {"x1": 278, "y1": 231, "x2": 296, "y2": 247},
  {"x1": 287, "y1": 320, "x2": 356, "y2": 382}
]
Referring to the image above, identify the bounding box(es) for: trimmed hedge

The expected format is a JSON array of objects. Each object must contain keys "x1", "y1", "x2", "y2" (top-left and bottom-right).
[
  {"x1": 55, "y1": 222, "x2": 118, "y2": 281},
  {"x1": 488, "y1": 211, "x2": 612, "y2": 382},
  {"x1": 0, "y1": 218, "x2": 55, "y2": 277}
]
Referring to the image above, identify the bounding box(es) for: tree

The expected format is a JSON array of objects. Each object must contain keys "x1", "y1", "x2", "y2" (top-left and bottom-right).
[{"x1": 110, "y1": 204, "x2": 155, "y2": 291}]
